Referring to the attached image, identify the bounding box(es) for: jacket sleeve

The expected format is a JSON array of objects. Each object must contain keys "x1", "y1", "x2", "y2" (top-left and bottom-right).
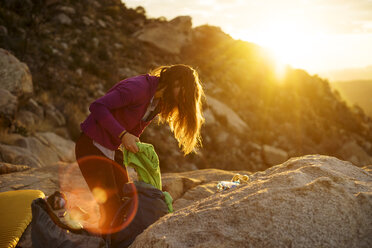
[{"x1": 89, "y1": 81, "x2": 145, "y2": 138}]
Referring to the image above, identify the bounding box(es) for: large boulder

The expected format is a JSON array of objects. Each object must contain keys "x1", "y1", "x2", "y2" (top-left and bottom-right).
[
  {"x1": 206, "y1": 95, "x2": 249, "y2": 132},
  {"x1": 131, "y1": 155, "x2": 372, "y2": 248},
  {"x1": 12, "y1": 136, "x2": 60, "y2": 167},
  {"x1": 35, "y1": 132, "x2": 75, "y2": 162},
  {"x1": 0, "y1": 48, "x2": 33, "y2": 100},
  {"x1": 262, "y1": 144, "x2": 289, "y2": 166},
  {"x1": 134, "y1": 16, "x2": 192, "y2": 54},
  {"x1": 0, "y1": 88, "x2": 18, "y2": 122},
  {"x1": 338, "y1": 140, "x2": 372, "y2": 166},
  {"x1": 0, "y1": 132, "x2": 74, "y2": 167},
  {"x1": 0, "y1": 144, "x2": 43, "y2": 168}
]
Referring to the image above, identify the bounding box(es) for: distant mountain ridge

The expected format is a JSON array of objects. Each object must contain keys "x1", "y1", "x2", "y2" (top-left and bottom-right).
[
  {"x1": 319, "y1": 65, "x2": 372, "y2": 81},
  {"x1": 331, "y1": 80, "x2": 372, "y2": 117}
]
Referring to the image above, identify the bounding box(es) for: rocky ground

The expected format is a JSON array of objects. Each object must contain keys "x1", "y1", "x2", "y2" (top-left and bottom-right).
[
  {"x1": 132, "y1": 155, "x2": 372, "y2": 248},
  {"x1": 2, "y1": 155, "x2": 371, "y2": 247}
]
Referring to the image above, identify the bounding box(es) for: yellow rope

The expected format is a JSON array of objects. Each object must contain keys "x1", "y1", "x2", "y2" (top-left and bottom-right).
[{"x1": 231, "y1": 173, "x2": 250, "y2": 184}]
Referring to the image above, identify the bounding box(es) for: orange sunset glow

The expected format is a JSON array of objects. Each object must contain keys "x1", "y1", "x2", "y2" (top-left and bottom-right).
[{"x1": 124, "y1": 0, "x2": 372, "y2": 80}]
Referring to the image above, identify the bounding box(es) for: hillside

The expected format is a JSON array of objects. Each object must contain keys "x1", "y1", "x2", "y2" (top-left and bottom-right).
[
  {"x1": 331, "y1": 80, "x2": 372, "y2": 117},
  {"x1": 0, "y1": 0, "x2": 372, "y2": 174}
]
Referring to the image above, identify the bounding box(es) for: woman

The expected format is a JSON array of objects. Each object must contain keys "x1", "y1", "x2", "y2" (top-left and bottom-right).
[{"x1": 75, "y1": 64, "x2": 205, "y2": 231}]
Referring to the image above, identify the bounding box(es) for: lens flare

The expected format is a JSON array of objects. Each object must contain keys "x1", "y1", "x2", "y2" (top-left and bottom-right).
[
  {"x1": 92, "y1": 187, "x2": 107, "y2": 204},
  {"x1": 58, "y1": 156, "x2": 139, "y2": 235}
]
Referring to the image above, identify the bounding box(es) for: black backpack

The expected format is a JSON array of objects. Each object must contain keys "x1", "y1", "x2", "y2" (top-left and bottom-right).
[
  {"x1": 31, "y1": 181, "x2": 168, "y2": 248},
  {"x1": 31, "y1": 198, "x2": 107, "y2": 248},
  {"x1": 106, "y1": 181, "x2": 169, "y2": 248}
]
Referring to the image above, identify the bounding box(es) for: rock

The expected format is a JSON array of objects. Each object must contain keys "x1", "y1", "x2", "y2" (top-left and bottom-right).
[
  {"x1": 134, "y1": 16, "x2": 192, "y2": 54},
  {"x1": 63, "y1": 103, "x2": 87, "y2": 140},
  {"x1": 172, "y1": 181, "x2": 217, "y2": 210},
  {"x1": 247, "y1": 141, "x2": 262, "y2": 153},
  {"x1": 0, "y1": 48, "x2": 33, "y2": 99},
  {"x1": 216, "y1": 130, "x2": 229, "y2": 143},
  {"x1": 114, "y1": 43, "x2": 123, "y2": 49},
  {"x1": 45, "y1": 0, "x2": 60, "y2": 6},
  {"x1": 133, "y1": 18, "x2": 145, "y2": 27},
  {"x1": 51, "y1": 47, "x2": 61, "y2": 55},
  {"x1": 92, "y1": 37, "x2": 99, "y2": 47},
  {"x1": 1, "y1": 132, "x2": 68, "y2": 168},
  {"x1": 203, "y1": 108, "x2": 216, "y2": 124},
  {"x1": 169, "y1": 16, "x2": 192, "y2": 32},
  {"x1": 0, "y1": 25, "x2": 8, "y2": 36},
  {"x1": 0, "y1": 132, "x2": 24, "y2": 145},
  {"x1": 0, "y1": 144, "x2": 42, "y2": 168},
  {"x1": 131, "y1": 155, "x2": 372, "y2": 248},
  {"x1": 23, "y1": 98, "x2": 44, "y2": 119},
  {"x1": 35, "y1": 132, "x2": 75, "y2": 162},
  {"x1": 162, "y1": 174, "x2": 202, "y2": 201},
  {"x1": 12, "y1": 136, "x2": 60, "y2": 166},
  {"x1": 0, "y1": 162, "x2": 30, "y2": 174},
  {"x1": 118, "y1": 67, "x2": 139, "y2": 78},
  {"x1": 82, "y1": 16, "x2": 94, "y2": 26},
  {"x1": 338, "y1": 140, "x2": 372, "y2": 166},
  {"x1": 162, "y1": 169, "x2": 250, "y2": 210},
  {"x1": 0, "y1": 163, "x2": 61, "y2": 195},
  {"x1": 0, "y1": 88, "x2": 18, "y2": 121},
  {"x1": 15, "y1": 110, "x2": 38, "y2": 127},
  {"x1": 363, "y1": 141, "x2": 372, "y2": 151},
  {"x1": 76, "y1": 68, "x2": 83, "y2": 77},
  {"x1": 97, "y1": 19, "x2": 106, "y2": 28},
  {"x1": 363, "y1": 165, "x2": 372, "y2": 174},
  {"x1": 57, "y1": 6, "x2": 76, "y2": 15},
  {"x1": 54, "y1": 13, "x2": 72, "y2": 25},
  {"x1": 11, "y1": 184, "x2": 26, "y2": 190},
  {"x1": 44, "y1": 103, "x2": 66, "y2": 126},
  {"x1": 180, "y1": 162, "x2": 198, "y2": 171},
  {"x1": 91, "y1": 0, "x2": 101, "y2": 8},
  {"x1": 206, "y1": 95, "x2": 249, "y2": 131},
  {"x1": 61, "y1": 42, "x2": 68, "y2": 50},
  {"x1": 262, "y1": 144, "x2": 288, "y2": 166}
]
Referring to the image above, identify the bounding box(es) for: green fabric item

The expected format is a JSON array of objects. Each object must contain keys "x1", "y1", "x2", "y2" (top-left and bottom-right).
[
  {"x1": 123, "y1": 142, "x2": 173, "y2": 212},
  {"x1": 123, "y1": 142, "x2": 162, "y2": 190},
  {"x1": 134, "y1": 181, "x2": 174, "y2": 213},
  {"x1": 162, "y1": 191, "x2": 174, "y2": 213}
]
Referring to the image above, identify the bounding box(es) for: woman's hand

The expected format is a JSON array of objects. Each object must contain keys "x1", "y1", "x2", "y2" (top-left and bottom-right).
[{"x1": 121, "y1": 132, "x2": 140, "y2": 153}]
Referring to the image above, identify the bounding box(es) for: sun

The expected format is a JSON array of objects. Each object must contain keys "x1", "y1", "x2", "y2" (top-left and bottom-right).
[{"x1": 240, "y1": 18, "x2": 325, "y2": 79}]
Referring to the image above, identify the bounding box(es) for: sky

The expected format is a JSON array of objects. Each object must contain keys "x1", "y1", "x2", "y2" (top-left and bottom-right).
[{"x1": 123, "y1": 0, "x2": 372, "y2": 80}]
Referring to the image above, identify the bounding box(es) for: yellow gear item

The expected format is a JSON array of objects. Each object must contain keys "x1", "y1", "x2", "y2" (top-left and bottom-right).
[{"x1": 0, "y1": 190, "x2": 45, "y2": 248}]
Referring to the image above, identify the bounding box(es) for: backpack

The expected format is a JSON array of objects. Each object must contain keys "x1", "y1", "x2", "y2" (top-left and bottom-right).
[
  {"x1": 106, "y1": 181, "x2": 168, "y2": 248},
  {"x1": 31, "y1": 198, "x2": 107, "y2": 248},
  {"x1": 30, "y1": 181, "x2": 168, "y2": 248}
]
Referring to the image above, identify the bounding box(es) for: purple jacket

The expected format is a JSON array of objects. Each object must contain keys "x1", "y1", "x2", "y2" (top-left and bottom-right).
[{"x1": 80, "y1": 74, "x2": 159, "y2": 150}]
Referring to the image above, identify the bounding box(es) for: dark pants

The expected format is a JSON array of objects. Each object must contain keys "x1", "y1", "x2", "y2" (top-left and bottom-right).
[{"x1": 74, "y1": 132, "x2": 129, "y2": 231}]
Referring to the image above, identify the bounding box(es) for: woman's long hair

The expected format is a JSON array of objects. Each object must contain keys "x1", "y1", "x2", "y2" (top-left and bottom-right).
[{"x1": 149, "y1": 64, "x2": 205, "y2": 155}]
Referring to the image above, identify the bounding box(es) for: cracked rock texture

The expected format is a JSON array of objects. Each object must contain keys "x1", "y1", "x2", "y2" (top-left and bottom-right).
[{"x1": 131, "y1": 155, "x2": 372, "y2": 248}]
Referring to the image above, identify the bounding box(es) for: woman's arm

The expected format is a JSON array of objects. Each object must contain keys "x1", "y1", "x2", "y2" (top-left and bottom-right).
[{"x1": 89, "y1": 85, "x2": 137, "y2": 138}]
